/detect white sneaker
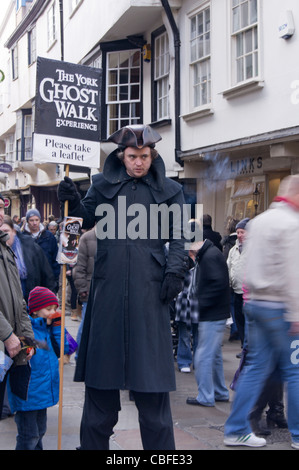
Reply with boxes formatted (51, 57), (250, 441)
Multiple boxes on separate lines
(291, 441), (299, 449)
(180, 366), (191, 373)
(224, 433), (266, 447)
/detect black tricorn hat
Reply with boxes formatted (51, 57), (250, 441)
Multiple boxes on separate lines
(108, 124), (162, 149)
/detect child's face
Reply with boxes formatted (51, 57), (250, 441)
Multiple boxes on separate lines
(35, 304), (57, 320)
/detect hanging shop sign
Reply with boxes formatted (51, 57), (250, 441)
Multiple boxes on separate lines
(0, 163), (12, 173)
(33, 57), (102, 169)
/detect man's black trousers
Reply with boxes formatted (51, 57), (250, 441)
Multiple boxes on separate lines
(80, 386), (175, 450)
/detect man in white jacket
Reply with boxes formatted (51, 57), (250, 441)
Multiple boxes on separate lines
(224, 174), (299, 449)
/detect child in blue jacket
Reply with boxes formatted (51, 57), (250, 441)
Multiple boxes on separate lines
(8, 286), (69, 450)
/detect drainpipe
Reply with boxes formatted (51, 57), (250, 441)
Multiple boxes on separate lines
(160, 0), (183, 167)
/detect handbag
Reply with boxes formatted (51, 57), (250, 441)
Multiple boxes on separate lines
(65, 330), (78, 355)
(230, 348), (247, 391)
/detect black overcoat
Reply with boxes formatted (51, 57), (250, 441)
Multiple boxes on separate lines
(73, 151), (189, 392)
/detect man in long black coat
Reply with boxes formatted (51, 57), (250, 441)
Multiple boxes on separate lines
(58, 125), (189, 450)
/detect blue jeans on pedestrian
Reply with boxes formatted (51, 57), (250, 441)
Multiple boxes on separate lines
(15, 409), (47, 450)
(177, 321), (198, 370)
(75, 301), (87, 360)
(225, 301), (299, 443)
(194, 319), (229, 406)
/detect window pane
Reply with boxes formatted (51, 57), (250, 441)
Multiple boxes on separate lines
(120, 69), (128, 84)
(250, 0), (257, 23)
(120, 103), (129, 118)
(191, 17), (196, 40)
(237, 57), (244, 82)
(108, 86), (117, 101)
(254, 26), (258, 49)
(197, 12), (203, 36)
(205, 32), (210, 55)
(131, 51), (140, 67)
(119, 52), (129, 68)
(190, 39), (196, 62)
(197, 36), (204, 58)
(130, 68), (139, 84)
(109, 104), (118, 119)
(232, 7), (240, 32)
(205, 8), (210, 31)
(108, 54), (118, 68)
(119, 86), (128, 101)
(246, 54), (253, 79)
(245, 29), (252, 53)
(254, 51), (258, 75)
(108, 70), (118, 85)
(241, 2), (249, 28)
(130, 85), (139, 100)
(236, 33), (243, 56)
(131, 102), (140, 120)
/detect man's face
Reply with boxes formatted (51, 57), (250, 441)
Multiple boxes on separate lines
(0, 201), (4, 227)
(237, 228), (246, 245)
(123, 146), (152, 178)
(49, 225), (57, 235)
(27, 215), (41, 233)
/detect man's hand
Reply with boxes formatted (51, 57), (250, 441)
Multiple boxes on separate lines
(57, 176), (80, 203)
(4, 333), (21, 358)
(160, 273), (184, 304)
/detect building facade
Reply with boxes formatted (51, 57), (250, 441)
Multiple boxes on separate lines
(0, 0), (298, 232)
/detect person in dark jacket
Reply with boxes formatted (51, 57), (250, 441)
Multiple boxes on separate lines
(1, 216), (56, 302)
(22, 209), (60, 293)
(58, 124), (189, 450)
(186, 235), (230, 407)
(202, 214), (223, 251)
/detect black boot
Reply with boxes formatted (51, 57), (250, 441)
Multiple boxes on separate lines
(249, 409), (271, 436)
(266, 407), (288, 429)
(266, 381), (288, 429)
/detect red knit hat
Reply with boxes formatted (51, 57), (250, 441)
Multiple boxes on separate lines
(28, 286), (59, 315)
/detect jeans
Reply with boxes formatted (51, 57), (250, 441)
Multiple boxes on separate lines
(75, 301), (87, 360)
(225, 301), (299, 443)
(177, 321), (198, 370)
(15, 409), (47, 450)
(194, 320), (229, 406)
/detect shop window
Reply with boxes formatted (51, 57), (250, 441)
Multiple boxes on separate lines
(232, 200), (245, 220)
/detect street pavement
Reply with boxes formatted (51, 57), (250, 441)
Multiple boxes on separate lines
(0, 315), (294, 452)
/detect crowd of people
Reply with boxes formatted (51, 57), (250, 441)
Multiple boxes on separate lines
(1, 124), (299, 451)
